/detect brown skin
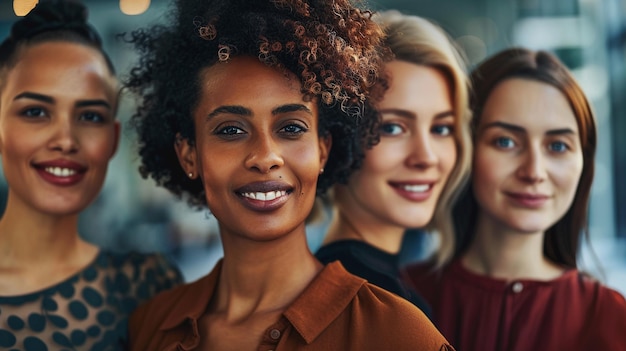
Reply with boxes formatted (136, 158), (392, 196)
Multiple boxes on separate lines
(0, 42), (120, 295)
(175, 57), (330, 350)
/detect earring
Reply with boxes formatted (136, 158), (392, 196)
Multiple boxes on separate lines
(188, 172), (193, 178)
(319, 168), (324, 175)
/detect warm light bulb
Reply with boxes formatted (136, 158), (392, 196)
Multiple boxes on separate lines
(120, 0), (150, 15)
(13, 0), (39, 16)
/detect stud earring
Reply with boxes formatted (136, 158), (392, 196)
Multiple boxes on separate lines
(319, 168), (324, 175)
(188, 172), (193, 178)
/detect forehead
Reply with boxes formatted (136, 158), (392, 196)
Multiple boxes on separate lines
(196, 56), (312, 109)
(480, 78), (578, 132)
(2, 41), (117, 100)
(380, 60), (452, 110)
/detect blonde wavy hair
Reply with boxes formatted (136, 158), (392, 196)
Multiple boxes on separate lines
(374, 10), (472, 267)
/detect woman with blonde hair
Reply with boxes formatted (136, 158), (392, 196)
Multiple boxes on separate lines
(316, 10), (472, 313)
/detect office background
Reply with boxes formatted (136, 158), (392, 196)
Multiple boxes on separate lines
(0, 0), (624, 293)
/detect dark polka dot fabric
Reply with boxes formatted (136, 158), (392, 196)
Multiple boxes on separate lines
(0, 251), (182, 351)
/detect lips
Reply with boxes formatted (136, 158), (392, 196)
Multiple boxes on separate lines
(506, 192), (549, 208)
(32, 159), (87, 186)
(389, 181), (434, 202)
(235, 181), (293, 212)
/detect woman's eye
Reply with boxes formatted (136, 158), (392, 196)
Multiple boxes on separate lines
(217, 126), (245, 136)
(21, 107), (46, 118)
(549, 141), (568, 153)
(79, 112), (105, 123)
(494, 136), (515, 149)
(432, 125), (453, 136)
(280, 124), (307, 135)
(380, 123), (403, 136)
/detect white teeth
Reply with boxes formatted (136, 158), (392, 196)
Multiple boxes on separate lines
(242, 190), (287, 201)
(403, 184), (429, 193)
(45, 167), (77, 177)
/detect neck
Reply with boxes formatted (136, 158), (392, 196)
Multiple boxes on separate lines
(462, 212), (565, 282)
(213, 223), (322, 323)
(0, 194), (93, 268)
(323, 206), (405, 254)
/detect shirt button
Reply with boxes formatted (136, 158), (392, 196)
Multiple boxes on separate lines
(512, 282), (523, 293)
(270, 329), (281, 340)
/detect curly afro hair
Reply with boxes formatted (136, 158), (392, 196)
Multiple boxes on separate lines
(125, 0), (387, 207)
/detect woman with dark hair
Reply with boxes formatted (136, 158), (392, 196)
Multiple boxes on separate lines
(316, 11), (472, 315)
(0, 1), (182, 350)
(124, 0), (454, 350)
(405, 47), (626, 351)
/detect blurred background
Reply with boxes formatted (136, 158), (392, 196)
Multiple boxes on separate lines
(0, 0), (624, 293)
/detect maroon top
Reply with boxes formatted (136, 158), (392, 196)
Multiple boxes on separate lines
(404, 259), (626, 351)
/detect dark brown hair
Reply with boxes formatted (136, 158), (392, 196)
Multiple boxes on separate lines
(454, 47), (597, 268)
(0, 0), (115, 86)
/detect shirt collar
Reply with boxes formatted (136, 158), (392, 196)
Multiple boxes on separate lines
(159, 260), (222, 331)
(283, 261), (366, 343)
(157, 260), (365, 345)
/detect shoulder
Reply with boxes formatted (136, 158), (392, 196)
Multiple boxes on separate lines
(351, 282), (453, 348)
(402, 260), (444, 301)
(567, 272), (626, 349)
(315, 240), (364, 264)
(100, 251), (182, 280)
(572, 272), (626, 311)
(129, 273), (213, 348)
(97, 251), (183, 302)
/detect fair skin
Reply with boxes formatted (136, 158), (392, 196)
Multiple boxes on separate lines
(0, 41), (120, 295)
(463, 78), (583, 281)
(175, 56), (330, 350)
(324, 61), (456, 253)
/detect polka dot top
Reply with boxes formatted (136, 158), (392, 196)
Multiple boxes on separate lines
(0, 251), (183, 351)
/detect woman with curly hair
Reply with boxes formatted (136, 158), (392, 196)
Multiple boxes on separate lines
(316, 11), (471, 315)
(405, 48), (626, 351)
(0, 1), (182, 350)
(124, 0), (454, 350)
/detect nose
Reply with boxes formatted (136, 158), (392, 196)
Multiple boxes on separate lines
(516, 146), (547, 183)
(244, 133), (284, 173)
(48, 118), (79, 154)
(405, 132), (438, 169)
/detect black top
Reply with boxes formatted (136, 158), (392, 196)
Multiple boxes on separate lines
(0, 251), (183, 351)
(315, 239), (432, 318)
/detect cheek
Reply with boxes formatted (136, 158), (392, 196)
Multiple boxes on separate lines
(289, 141), (322, 180)
(552, 158), (584, 199)
(472, 149), (503, 200)
(362, 140), (402, 174)
(81, 132), (116, 165)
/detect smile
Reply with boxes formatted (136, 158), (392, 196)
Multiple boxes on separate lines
(241, 190), (288, 201)
(401, 184), (430, 193)
(45, 167), (77, 177)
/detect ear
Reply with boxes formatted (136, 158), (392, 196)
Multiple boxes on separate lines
(174, 133), (199, 179)
(319, 134), (332, 171)
(110, 121), (121, 159)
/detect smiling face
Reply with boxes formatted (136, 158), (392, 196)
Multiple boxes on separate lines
(0, 41), (119, 216)
(473, 78), (584, 234)
(176, 56), (329, 242)
(335, 61), (457, 232)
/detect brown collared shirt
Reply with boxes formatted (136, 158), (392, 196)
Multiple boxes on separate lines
(128, 261), (454, 351)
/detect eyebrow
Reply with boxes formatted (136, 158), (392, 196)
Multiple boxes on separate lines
(13, 92), (53, 104)
(379, 108), (454, 120)
(75, 100), (112, 110)
(207, 104), (312, 119)
(14, 92), (111, 110)
(482, 121), (577, 136)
